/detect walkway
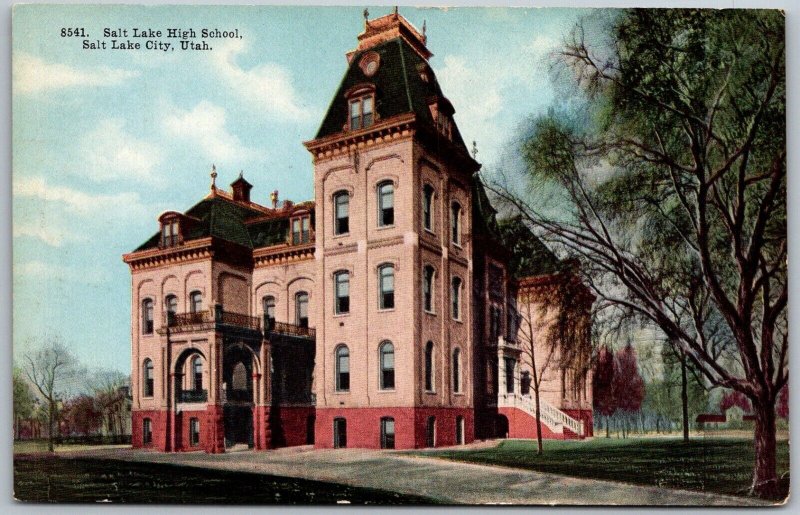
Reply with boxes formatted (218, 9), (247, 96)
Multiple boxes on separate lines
(71, 443), (766, 506)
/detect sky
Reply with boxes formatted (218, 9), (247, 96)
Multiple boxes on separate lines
(12, 5), (593, 374)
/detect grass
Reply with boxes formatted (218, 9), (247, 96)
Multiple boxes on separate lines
(14, 441), (129, 454)
(13, 455), (436, 504)
(416, 437), (790, 501)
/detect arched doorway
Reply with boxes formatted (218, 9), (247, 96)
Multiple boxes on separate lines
(223, 344), (258, 448)
(496, 414), (509, 439)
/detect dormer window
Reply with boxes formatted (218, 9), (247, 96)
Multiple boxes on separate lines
(349, 95), (374, 130)
(162, 219), (179, 247)
(437, 112), (453, 141)
(291, 214), (311, 245)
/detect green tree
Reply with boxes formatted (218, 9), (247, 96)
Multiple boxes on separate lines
(489, 10), (785, 498)
(13, 368), (36, 440)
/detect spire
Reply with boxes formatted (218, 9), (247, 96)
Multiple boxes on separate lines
(363, 8), (369, 24)
(353, 10), (431, 61)
(472, 141), (479, 160)
(210, 164), (217, 191)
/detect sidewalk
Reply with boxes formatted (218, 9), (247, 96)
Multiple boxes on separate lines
(72, 444), (767, 506)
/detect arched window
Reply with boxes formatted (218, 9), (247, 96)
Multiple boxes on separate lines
(424, 341), (434, 392)
(451, 202), (461, 245)
(379, 264), (395, 310)
(451, 276), (462, 320)
(381, 417), (396, 449)
(422, 184), (434, 231)
(423, 265), (435, 313)
(296, 292), (309, 328)
(377, 181), (394, 227)
(335, 345), (350, 392)
(334, 191), (350, 235)
(262, 295), (276, 330)
(334, 272), (350, 314)
(189, 291), (202, 313)
(143, 359), (154, 397)
(379, 341), (395, 390)
(452, 348), (461, 393)
(426, 416), (436, 447)
(165, 294), (178, 326)
(141, 299), (154, 334)
(232, 362), (248, 391)
(192, 356), (203, 391)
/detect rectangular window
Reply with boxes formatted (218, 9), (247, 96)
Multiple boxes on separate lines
(505, 357), (516, 394)
(380, 418), (395, 449)
(362, 96), (374, 127)
(334, 193), (349, 235)
(296, 293), (309, 328)
(379, 266), (394, 310)
(189, 418), (200, 446)
(162, 220), (179, 247)
(143, 418), (152, 444)
(302, 217), (310, 243)
(349, 96), (374, 130)
(378, 183), (394, 227)
(335, 273), (350, 314)
(334, 418), (347, 448)
(349, 100), (361, 130)
(292, 218), (301, 244)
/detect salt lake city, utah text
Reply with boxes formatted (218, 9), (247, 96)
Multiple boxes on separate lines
(60, 26), (242, 52)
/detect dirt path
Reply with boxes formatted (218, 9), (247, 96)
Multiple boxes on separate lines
(68, 445), (767, 506)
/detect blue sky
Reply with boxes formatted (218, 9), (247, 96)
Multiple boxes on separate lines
(12, 5), (591, 374)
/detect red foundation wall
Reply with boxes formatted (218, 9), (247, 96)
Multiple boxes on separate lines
(498, 406), (564, 440)
(132, 410), (169, 451)
(563, 409), (594, 438)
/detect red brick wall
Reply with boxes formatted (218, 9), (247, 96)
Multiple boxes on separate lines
(315, 407), (473, 449)
(498, 406), (563, 440)
(563, 408), (593, 438)
(174, 409), (207, 452)
(132, 410), (168, 450)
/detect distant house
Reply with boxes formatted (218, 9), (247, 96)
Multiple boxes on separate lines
(696, 406), (755, 429)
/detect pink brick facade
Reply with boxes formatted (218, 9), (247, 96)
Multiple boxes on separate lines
(123, 12), (593, 453)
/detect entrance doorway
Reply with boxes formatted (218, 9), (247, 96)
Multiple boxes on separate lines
(224, 405), (253, 447)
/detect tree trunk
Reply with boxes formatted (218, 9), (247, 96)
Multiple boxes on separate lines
(681, 354), (689, 442)
(752, 398), (779, 499)
(534, 389), (543, 454)
(47, 402), (55, 452)
(606, 415), (610, 438)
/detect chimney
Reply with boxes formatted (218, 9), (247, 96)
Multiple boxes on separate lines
(270, 190), (279, 209)
(230, 172), (253, 203)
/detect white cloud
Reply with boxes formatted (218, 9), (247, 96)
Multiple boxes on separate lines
(13, 222), (86, 247)
(210, 39), (312, 120)
(13, 53), (139, 95)
(13, 176), (149, 219)
(15, 260), (109, 285)
(82, 119), (164, 185)
(163, 101), (259, 162)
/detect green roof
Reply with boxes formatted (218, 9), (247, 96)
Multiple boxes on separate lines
(497, 215), (564, 278)
(134, 196), (297, 252)
(315, 37), (468, 152)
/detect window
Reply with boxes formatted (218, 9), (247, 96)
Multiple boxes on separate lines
(490, 305), (503, 341)
(143, 359), (154, 397)
(162, 219), (179, 247)
(143, 418), (152, 444)
(262, 295), (276, 330)
(349, 95), (374, 130)
(456, 416), (465, 445)
(190, 291), (202, 313)
(192, 356), (202, 391)
(334, 418), (347, 448)
(505, 357), (516, 394)
(334, 272), (350, 314)
(377, 181), (394, 227)
(423, 265), (435, 312)
(292, 215), (311, 244)
(451, 202), (461, 245)
(142, 299), (154, 334)
(422, 184), (434, 231)
(521, 371), (531, 396)
(451, 277), (462, 320)
(296, 292), (309, 328)
(189, 418), (200, 446)
(379, 341), (395, 390)
(334, 191), (350, 235)
(335, 345), (350, 392)
(426, 416), (436, 448)
(452, 348), (461, 393)
(424, 341), (434, 392)
(380, 417), (395, 449)
(379, 264), (395, 310)
(165, 295), (178, 326)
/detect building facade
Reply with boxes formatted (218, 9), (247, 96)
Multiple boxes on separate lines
(123, 12), (593, 453)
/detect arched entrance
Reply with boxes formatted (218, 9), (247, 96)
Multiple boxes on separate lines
(223, 344), (259, 449)
(496, 414), (509, 439)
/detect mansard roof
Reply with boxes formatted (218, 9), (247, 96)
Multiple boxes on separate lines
(315, 37), (468, 152)
(497, 214), (565, 279)
(134, 193), (314, 252)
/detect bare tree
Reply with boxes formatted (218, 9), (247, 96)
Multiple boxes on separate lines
(23, 338), (78, 451)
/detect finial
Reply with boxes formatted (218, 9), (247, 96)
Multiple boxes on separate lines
(363, 8), (369, 22)
(394, 6), (399, 16)
(472, 141), (479, 159)
(210, 164), (218, 190)
(238, 170), (243, 179)
(423, 20), (427, 37)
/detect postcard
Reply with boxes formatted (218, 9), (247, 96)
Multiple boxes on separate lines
(12, 4), (788, 505)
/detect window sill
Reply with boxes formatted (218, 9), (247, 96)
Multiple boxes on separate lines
(332, 232), (350, 239)
(333, 390), (350, 394)
(376, 388), (396, 393)
(424, 310), (437, 316)
(377, 307), (396, 313)
(423, 228), (436, 236)
(452, 242), (463, 249)
(452, 317), (463, 324)
(332, 312), (350, 318)
(424, 390), (437, 395)
(453, 392), (465, 396)
(376, 224), (395, 231)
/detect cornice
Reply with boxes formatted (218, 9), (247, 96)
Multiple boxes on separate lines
(253, 243), (315, 268)
(123, 238), (214, 271)
(303, 113), (416, 162)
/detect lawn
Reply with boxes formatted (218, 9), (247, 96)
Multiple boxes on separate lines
(417, 437), (790, 501)
(13, 455), (436, 504)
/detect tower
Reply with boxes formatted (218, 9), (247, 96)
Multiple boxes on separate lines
(304, 11), (481, 449)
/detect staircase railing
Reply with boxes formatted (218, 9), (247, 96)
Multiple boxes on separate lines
(499, 392), (584, 436)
